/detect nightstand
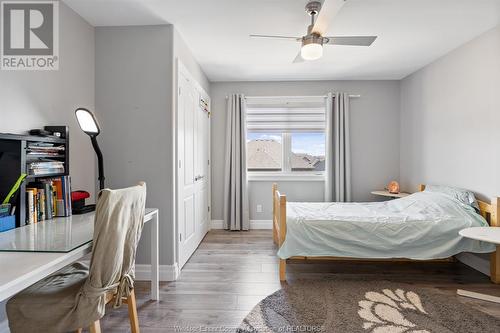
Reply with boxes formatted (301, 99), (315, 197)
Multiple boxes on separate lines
(371, 190), (410, 199)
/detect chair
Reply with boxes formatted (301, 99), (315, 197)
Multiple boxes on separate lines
(7, 183), (147, 333)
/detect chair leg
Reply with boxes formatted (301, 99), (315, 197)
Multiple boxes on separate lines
(89, 320), (101, 333)
(75, 329), (83, 333)
(127, 289), (140, 333)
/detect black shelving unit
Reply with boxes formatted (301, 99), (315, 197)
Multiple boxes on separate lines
(0, 126), (69, 227)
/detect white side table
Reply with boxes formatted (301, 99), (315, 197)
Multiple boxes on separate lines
(371, 190), (410, 199)
(457, 227), (500, 303)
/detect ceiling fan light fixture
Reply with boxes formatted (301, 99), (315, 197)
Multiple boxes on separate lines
(301, 42), (323, 61)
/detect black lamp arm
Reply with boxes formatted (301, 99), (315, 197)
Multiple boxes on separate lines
(90, 136), (105, 190)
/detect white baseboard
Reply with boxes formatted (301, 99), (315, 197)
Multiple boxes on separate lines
(249, 220), (272, 229)
(134, 263), (180, 282)
(456, 252), (490, 277)
(210, 219), (224, 229)
(210, 219), (272, 230)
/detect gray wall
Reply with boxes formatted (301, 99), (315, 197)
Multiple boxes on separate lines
(400, 25), (500, 273)
(173, 29), (210, 94)
(95, 25), (210, 267)
(0, 3), (95, 328)
(400, 25), (500, 201)
(210, 81), (401, 220)
(95, 25), (174, 266)
(249, 181), (325, 221)
(0, 2), (96, 199)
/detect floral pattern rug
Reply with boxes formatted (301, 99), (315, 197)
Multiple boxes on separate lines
(237, 279), (500, 333)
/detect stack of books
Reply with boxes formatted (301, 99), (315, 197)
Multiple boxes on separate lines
(26, 176), (72, 224)
(26, 142), (65, 157)
(27, 161), (65, 176)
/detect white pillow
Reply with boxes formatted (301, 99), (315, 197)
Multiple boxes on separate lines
(424, 185), (480, 213)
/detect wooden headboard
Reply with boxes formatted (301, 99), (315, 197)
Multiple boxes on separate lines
(418, 184), (500, 227)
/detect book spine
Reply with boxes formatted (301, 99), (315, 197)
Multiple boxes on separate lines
(52, 184), (57, 216)
(56, 200), (65, 217)
(66, 176), (72, 216)
(39, 189), (45, 221)
(53, 179), (63, 200)
(53, 178), (64, 217)
(44, 183), (52, 219)
(61, 176), (67, 216)
(33, 188), (38, 223)
(26, 189), (34, 225)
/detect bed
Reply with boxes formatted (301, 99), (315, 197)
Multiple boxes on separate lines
(272, 184), (500, 282)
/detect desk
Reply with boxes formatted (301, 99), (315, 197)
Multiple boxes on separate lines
(0, 208), (159, 302)
(457, 227), (500, 303)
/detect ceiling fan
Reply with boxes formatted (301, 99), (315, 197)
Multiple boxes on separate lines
(250, 0), (377, 62)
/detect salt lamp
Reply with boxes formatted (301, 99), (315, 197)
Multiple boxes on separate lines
(387, 181), (400, 194)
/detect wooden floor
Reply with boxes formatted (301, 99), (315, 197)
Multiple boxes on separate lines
(99, 230), (500, 332)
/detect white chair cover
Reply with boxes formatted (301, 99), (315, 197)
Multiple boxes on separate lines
(7, 183), (147, 333)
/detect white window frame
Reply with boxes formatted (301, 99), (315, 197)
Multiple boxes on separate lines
(247, 130), (326, 182)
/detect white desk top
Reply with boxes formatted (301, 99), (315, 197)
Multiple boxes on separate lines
(459, 227), (500, 245)
(0, 208), (157, 253)
(0, 208), (158, 302)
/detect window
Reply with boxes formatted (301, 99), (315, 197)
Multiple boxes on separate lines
(246, 97), (326, 180)
(247, 132), (282, 171)
(290, 132), (325, 172)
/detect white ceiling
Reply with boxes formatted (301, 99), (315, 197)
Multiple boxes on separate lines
(63, 0), (500, 81)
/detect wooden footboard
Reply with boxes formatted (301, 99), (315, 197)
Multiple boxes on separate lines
(273, 183), (500, 283)
(272, 184), (287, 281)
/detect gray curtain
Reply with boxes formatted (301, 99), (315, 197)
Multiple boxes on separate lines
(325, 92), (352, 202)
(223, 94), (250, 230)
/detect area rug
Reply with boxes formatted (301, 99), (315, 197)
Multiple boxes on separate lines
(237, 279), (500, 333)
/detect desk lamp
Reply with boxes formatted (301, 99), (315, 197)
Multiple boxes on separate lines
(75, 108), (105, 191)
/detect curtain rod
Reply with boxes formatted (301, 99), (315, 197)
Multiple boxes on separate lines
(225, 94), (361, 99)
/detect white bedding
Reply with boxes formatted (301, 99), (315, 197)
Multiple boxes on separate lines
(278, 191), (495, 259)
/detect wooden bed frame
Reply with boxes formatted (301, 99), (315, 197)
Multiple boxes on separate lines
(272, 183), (500, 283)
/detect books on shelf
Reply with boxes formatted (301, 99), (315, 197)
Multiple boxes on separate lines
(27, 142), (65, 152)
(26, 142), (65, 176)
(25, 176), (72, 224)
(27, 161), (65, 176)
(26, 142), (65, 159)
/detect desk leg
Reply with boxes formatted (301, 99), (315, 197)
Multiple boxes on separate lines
(151, 211), (160, 300)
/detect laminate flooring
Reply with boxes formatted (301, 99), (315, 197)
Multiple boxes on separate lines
(99, 230), (500, 332)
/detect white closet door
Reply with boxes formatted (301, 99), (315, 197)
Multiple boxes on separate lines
(194, 94), (210, 252)
(177, 69), (210, 268)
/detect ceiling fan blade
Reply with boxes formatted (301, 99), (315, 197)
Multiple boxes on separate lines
(293, 51), (304, 63)
(312, 0), (346, 36)
(324, 36), (377, 46)
(250, 34), (301, 41)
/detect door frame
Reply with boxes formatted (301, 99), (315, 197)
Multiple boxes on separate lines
(174, 59), (211, 272)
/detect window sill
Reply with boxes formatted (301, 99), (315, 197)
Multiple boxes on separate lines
(248, 173), (325, 182)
